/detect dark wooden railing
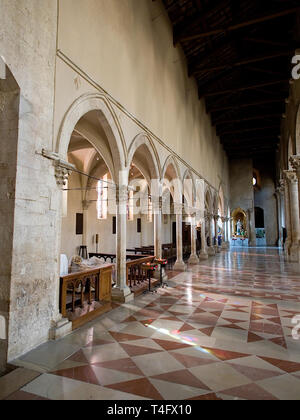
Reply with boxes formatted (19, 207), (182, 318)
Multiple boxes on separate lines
(89, 252), (156, 289)
(126, 255), (155, 288)
(60, 264), (113, 330)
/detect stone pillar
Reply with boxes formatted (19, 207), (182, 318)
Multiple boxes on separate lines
(279, 180), (286, 230)
(112, 183), (134, 302)
(154, 198), (162, 259)
(174, 211), (187, 271)
(225, 217), (231, 246)
(199, 217), (208, 260)
(188, 215), (200, 264)
(82, 200), (90, 248)
(248, 208), (256, 247)
(50, 166), (74, 341)
(275, 187), (283, 248)
(214, 216), (221, 253)
(221, 217), (227, 249)
(284, 168), (300, 262)
(281, 177), (292, 259)
(207, 215), (216, 256)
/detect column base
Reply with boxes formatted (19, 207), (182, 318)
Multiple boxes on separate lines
(288, 245), (299, 263)
(112, 286), (134, 303)
(199, 251), (209, 260)
(215, 246), (221, 253)
(50, 317), (73, 341)
(188, 254), (200, 265)
(173, 260), (187, 271)
(207, 246), (215, 256)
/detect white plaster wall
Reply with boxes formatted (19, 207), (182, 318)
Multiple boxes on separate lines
(55, 0), (230, 194)
(87, 205), (116, 255)
(254, 172), (278, 246)
(230, 159), (254, 213)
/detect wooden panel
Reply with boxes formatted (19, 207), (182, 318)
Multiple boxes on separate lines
(76, 213), (83, 235)
(137, 218), (142, 233)
(100, 267), (112, 301)
(112, 216), (116, 235)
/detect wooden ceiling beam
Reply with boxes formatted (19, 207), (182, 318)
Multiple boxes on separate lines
(218, 125), (280, 136)
(201, 79), (287, 97)
(224, 139), (278, 147)
(208, 98), (285, 113)
(175, 7), (300, 43)
(243, 37), (290, 48)
(221, 136), (278, 144)
(173, 0), (230, 44)
(192, 51), (293, 75)
(213, 113), (281, 126)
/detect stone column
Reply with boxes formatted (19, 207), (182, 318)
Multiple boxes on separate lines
(154, 197), (162, 259)
(82, 200), (90, 248)
(112, 183), (133, 302)
(247, 208), (256, 247)
(225, 217), (231, 246)
(214, 215), (221, 253)
(284, 168), (300, 262)
(188, 215), (200, 264)
(279, 180), (286, 231)
(275, 187), (283, 248)
(199, 217), (208, 260)
(207, 214), (215, 256)
(221, 217), (227, 249)
(174, 209), (187, 271)
(281, 177), (292, 259)
(50, 165), (73, 340)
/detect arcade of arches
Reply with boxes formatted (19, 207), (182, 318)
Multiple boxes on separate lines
(1, 0), (300, 401)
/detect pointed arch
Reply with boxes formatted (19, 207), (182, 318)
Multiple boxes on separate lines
(56, 93), (126, 181)
(161, 155), (181, 181)
(182, 169), (196, 207)
(205, 186), (213, 214)
(127, 133), (161, 185)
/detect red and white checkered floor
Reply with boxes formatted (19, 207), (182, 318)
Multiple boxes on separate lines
(6, 248), (300, 400)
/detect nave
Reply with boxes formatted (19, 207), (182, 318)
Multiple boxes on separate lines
(1, 248), (300, 401)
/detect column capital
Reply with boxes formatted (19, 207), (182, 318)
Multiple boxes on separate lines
(284, 170), (298, 184)
(290, 155), (300, 173)
(54, 163), (72, 187)
(276, 180), (285, 195)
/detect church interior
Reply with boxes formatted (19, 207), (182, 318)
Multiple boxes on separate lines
(1, 0), (300, 401)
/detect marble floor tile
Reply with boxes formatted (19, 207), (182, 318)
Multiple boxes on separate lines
(5, 247), (300, 400)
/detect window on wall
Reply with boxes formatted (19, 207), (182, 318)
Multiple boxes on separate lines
(97, 174), (108, 220)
